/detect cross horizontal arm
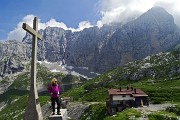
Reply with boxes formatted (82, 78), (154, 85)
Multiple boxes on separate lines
(22, 23), (42, 40)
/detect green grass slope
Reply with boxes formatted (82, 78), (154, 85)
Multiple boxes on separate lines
(1, 51), (180, 119)
(0, 62), (85, 119)
(63, 51), (180, 103)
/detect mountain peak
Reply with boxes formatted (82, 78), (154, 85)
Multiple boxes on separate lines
(137, 6), (175, 26)
(148, 6), (167, 12)
(146, 7), (172, 17)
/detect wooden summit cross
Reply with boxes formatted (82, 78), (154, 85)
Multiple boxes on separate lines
(22, 17), (43, 120)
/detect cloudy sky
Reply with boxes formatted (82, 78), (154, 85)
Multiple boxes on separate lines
(0, 0), (180, 41)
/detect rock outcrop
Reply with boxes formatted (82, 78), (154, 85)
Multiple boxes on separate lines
(2, 7), (180, 74)
(0, 40), (30, 78)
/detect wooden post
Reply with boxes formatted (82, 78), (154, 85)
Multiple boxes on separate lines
(22, 17), (43, 120)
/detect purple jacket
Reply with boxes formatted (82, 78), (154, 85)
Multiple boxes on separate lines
(48, 84), (60, 98)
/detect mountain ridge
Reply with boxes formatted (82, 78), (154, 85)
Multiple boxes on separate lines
(1, 7), (180, 75)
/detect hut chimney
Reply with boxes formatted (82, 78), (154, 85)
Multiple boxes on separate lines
(127, 86), (129, 90)
(134, 88), (136, 93)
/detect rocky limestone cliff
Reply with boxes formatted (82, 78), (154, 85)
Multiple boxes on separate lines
(23, 24), (119, 73)
(102, 7), (180, 71)
(0, 40), (30, 78)
(3, 7), (180, 74)
(0, 40), (31, 93)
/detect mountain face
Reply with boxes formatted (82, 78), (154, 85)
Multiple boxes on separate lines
(103, 7), (180, 70)
(23, 24), (119, 72)
(0, 40), (31, 78)
(3, 7), (180, 74)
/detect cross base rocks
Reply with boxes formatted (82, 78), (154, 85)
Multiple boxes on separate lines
(48, 109), (68, 120)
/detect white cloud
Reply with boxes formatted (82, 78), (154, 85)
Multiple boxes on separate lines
(7, 0), (180, 41)
(77, 21), (93, 31)
(70, 21), (93, 32)
(7, 15), (92, 41)
(8, 15), (35, 41)
(97, 0), (180, 27)
(41, 19), (68, 30)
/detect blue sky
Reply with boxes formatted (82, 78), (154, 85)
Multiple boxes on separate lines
(0, 0), (180, 41)
(0, 0), (100, 40)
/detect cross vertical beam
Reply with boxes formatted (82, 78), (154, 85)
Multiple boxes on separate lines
(22, 17), (43, 120)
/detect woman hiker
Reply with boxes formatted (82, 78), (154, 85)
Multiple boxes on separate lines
(48, 78), (61, 115)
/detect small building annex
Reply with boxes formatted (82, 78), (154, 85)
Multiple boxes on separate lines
(106, 87), (149, 115)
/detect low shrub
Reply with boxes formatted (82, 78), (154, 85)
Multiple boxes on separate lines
(148, 111), (178, 120)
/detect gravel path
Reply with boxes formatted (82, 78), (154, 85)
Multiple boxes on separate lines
(134, 103), (177, 120)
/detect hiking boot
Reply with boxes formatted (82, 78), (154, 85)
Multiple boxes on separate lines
(57, 112), (61, 115)
(52, 112), (55, 115)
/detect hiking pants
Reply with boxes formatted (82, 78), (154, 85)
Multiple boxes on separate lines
(51, 97), (61, 113)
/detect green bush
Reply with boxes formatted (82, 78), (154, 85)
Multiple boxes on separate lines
(0, 95), (28, 120)
(148, 111), (178, 120)
(166, 104), (180, 116)
(62, 86), (85, 101)
(80, 103), (107, 120)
